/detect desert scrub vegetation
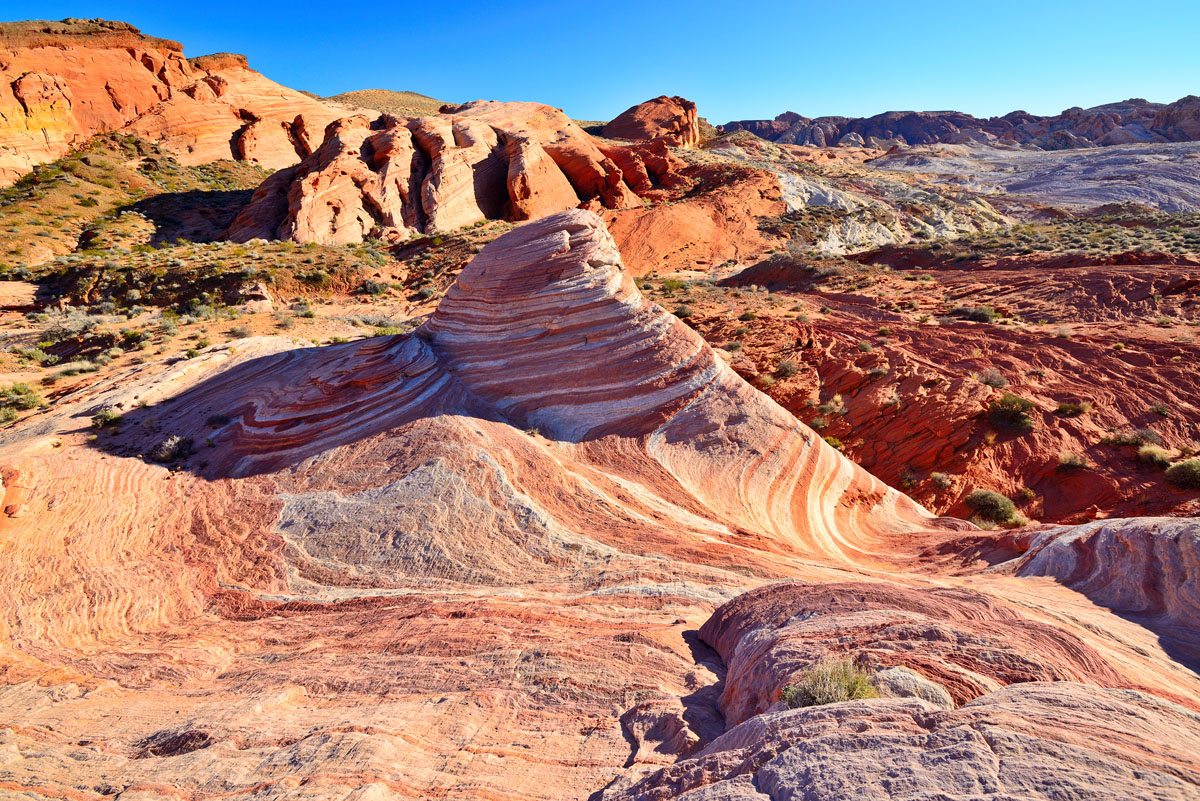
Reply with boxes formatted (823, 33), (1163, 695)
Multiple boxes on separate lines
(0, 382), (43, 422)
(1055, 401), (1092, 417)
(1138, 444), (1173, 468)
(150, 434), (192, 463)
(988, 392), (1036, 432)
(774, 359), (799, 379)
(1165, 459), (1200, 489)
(1057, 452), (1089, 471)
(977, 368), (1007, 388)
(91, 408), (123, 429)
(964, 489), (1019, 525)
(778, 657), (877, 709)
(1102, 427), (1162, 447)
(910, 209), (1200, 262)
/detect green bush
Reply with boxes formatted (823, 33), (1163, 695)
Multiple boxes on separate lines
(775, 359), (799, 378)
(1056, 401), (1091, 417)
(674, 304), (693, 319)
(0, 382), (42, 411)
(1166, 460), (1200, 489)
(988, 392), (1036, 432)
(964, 489), (1017, 523)
(738, 311), (757, 321)
(1138, 444), (1172, 469)
(1057, 452), (1089, 471)
(779, 658), (877, 709)
(91, 408), (122, 429)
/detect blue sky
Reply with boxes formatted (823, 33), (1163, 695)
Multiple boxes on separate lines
(4, 1), (1198, 124)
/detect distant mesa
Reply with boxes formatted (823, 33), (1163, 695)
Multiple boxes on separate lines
(723, 96), (1200, 150)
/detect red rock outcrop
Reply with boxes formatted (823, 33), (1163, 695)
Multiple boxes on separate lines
(226, 102), (685, 243)
(0, 19), (349, 185)
(603, 96), (700, 148)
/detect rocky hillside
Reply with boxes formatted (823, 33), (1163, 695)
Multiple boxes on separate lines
(0, 18), (353, 185)
(324, 88), (448, 116)
(725, 96), (1200, 149)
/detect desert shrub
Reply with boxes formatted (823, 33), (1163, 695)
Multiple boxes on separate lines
(726, 341), (743, 352)
(977, 368), (1007, 388)
(779, 658), (877, 709)
(1138, 444), (1172, 469)
(1165, 460), (1200, 489)
(1015, 487), (1037, 504)
(120, 328), (147, 348)
(1057, 452), (1089, 471)
(775, 359), (799, 378)
(951, 305), (998, 323)
(1103, 427), (1162, 447)
(964, 489), (1017, 523)
(857, 341), (873, 353)
(823, 436), (844, 450)
(228, 326), (251, 339)
(415, 285), (436, 300)
(660, 278), (685, 293)
(1056, 401), (1091, 416)
(14, 346), (58, 365)
(1, 382), (42, 411)
(988, 392), (1036, 432)
(673, 304), (693, 319)
(91, 408), (122, 429)
(1149, 402), (1171, 417)
(738, 311), (757, 321)
(151, 434), (192, 463)
(361, 279), (388, 295)
(930, 472), (953, 489)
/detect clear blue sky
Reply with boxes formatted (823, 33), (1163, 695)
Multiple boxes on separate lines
(3, 1), (1198, 124)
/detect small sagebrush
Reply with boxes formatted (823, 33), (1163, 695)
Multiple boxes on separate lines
(1166, 460), (1200, 489)
(779, 657), (878, 709)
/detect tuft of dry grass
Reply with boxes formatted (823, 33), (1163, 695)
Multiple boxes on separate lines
(779, 657), (878, 709)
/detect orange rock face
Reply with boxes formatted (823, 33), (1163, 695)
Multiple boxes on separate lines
(227, 102), (685, 243)
(0, 211), (1197, 799)
(0, 19), (349, 185)
(604, 96), (701, 149)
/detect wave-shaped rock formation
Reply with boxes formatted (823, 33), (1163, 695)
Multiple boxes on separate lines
(0, 18), (350, 185)
(226, 101), (687, 244)
(0, 211), (1197, 798)
(724, 96), (1200, 150)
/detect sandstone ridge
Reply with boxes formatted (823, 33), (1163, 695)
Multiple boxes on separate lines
(0, 18), (351, 184)
(226, 102), (689, 244)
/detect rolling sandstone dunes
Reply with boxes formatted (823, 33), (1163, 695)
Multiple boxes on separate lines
(0, 211), (1198, 799)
